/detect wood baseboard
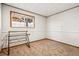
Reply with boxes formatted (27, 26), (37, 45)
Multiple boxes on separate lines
(2, 38), (46, 48)
(30, 38), (47, 43)
(46, 38), (79, 48)
(1, 38), (79, 49)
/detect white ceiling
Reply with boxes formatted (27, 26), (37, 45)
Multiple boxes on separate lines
(6, 3), (79, 17)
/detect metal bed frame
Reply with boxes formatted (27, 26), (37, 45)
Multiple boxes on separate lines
(1, 31), (30, 56)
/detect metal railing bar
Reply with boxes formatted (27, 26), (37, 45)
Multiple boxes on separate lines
(9, 31), (28, 32)
(9, 40), (28, 44)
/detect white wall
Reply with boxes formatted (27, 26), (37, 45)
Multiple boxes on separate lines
(0, 3), (1, 32)
(2, 4), (79, 47)
(47, 7), (79, 47)
(0, 3), (1, 50)
(1, 4), (46, 46)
